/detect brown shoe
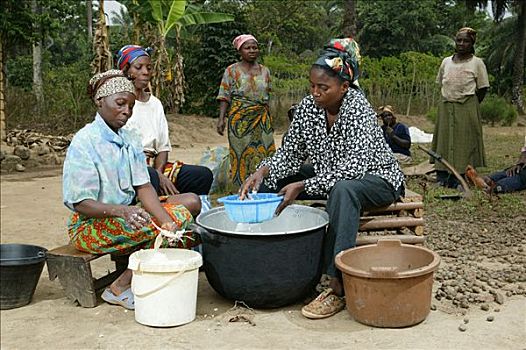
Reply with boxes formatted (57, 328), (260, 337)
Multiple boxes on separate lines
(301, 288), (345, 319)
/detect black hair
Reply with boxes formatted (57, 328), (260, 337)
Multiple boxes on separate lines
(310, 64), (362, 91)
(311, 64), (346, 83)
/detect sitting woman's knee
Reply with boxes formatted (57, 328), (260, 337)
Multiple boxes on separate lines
(167, 193), (201, 217)
(183, 193), (201, 217)
(330, 180), (355, 197)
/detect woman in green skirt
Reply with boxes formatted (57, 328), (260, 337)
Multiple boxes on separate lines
(432, 27), (489, 187)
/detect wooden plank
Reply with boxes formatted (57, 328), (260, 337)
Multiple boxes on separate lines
(47, 244), (99, 262)
(359, 216), (425, 231)
(410, 225), (425, 236)
(46, 244), (125, 308)
(356, 235), (425, 246)
(365, 201), (424, 214)
(46, 254), (97, 307)
(371, 201), (423, 211)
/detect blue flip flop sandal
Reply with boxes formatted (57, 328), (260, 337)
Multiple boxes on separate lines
(101, 288), (135, 310)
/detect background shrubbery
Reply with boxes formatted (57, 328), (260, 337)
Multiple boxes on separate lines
(480, 95), (518, 126)
(3, 0), (524, 135)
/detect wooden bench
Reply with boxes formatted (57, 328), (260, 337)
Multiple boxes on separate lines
(308, 189), (425, 246)
(46, 245), (130, 308)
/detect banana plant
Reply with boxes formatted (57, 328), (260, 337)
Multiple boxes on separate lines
(147, 0), (233, 112)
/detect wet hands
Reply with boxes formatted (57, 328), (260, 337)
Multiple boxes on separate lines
(121, 207), (150, 230)
(275, 181), (303, 215)
(239, 171), (266, 200)
(152, 221), (187, 248)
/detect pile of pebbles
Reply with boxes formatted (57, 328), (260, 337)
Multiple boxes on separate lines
(1, 129), (71, 172)
(426, 214), (525, 312)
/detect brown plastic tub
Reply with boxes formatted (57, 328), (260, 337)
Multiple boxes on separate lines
(335, 239), (440, 328)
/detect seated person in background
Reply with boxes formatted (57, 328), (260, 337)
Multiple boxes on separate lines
(378, 105), (412, 164)
(116, 45), (213, 197)
(483, 147), (526, 194)
(63, 70), (201, 310)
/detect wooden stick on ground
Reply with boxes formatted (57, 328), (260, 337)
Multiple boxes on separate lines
(418, 145), (472, 198)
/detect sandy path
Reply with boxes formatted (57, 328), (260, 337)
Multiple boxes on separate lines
(1, 116), (525, 349)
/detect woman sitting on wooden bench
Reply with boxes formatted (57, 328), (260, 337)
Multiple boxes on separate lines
(62, 70), (201, 310)
(240, 38), (405, 320)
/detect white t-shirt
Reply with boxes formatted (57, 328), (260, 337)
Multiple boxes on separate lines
(436, 55), (489, 103)
(124, 95), (171, 154)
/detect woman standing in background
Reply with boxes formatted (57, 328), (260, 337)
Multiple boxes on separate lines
(432, 27), (489, 188)
(216, 34), (276, 187)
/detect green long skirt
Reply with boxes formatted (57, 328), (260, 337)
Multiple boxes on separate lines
(431, 95), (486, 173)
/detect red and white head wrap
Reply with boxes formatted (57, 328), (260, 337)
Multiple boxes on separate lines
(232, 34), (258, 51)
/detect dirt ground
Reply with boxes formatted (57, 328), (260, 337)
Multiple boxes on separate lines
(1, 115), (525, 349)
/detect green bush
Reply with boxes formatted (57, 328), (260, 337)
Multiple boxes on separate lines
(360, 52), (442, 114)
(6, 55), (33, 91)
(480, 95), (517, 126)
(6, 58), (94, 134)
(426, 106), (437, 123)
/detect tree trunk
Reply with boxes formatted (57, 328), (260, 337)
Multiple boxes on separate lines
(87, 0), (93, 41)
(0, 39), (6, 142)
(406, 60), (416, 116)
(132, 10), (141, 44)
(91, 0), (112, 74)
(172, 26), (185, 112)
(342, 0), (357, 37)
(511, 2), (526, 115)
(31, 0), (44, 106)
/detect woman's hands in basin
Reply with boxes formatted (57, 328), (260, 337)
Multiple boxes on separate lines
(240, 166), (269, 199)
(275, 181), (304, 215)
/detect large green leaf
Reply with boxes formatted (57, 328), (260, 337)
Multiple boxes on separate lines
(149, 0), (163, 22)
(164, 0), (187, 36)
(177, 12), (234, 28)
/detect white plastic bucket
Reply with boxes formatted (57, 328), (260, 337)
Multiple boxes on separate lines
(128, 248), (202, 327)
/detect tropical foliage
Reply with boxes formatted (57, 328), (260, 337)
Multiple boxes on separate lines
(1, 0), (523, 136)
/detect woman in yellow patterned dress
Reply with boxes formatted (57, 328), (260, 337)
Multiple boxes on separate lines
(216, 34), (275, 187)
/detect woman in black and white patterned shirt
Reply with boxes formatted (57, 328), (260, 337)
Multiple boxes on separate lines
(241, 38), (405, 319)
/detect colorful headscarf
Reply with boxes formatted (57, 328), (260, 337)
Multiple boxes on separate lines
(88, 69), (135, 101)
(116, 45), (151, 71)
(232, 34), (258, 51)
(314, 38), (361, 83)
(456, 27), (477, 44)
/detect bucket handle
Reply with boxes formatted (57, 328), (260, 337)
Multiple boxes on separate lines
(132, 270), (185, 298)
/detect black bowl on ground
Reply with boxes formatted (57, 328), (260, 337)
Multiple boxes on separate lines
(194, 205), (329, 308)
(0, 243), (47, 310)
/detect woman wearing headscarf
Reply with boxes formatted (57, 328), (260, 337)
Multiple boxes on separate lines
(63, 70), (201, 310)
(216, 34), (276, 187)
(432, 27), (489, 188)
(116, 45), (213, 197)
(241, 38), (405, 319)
